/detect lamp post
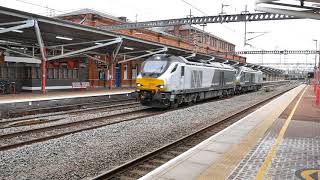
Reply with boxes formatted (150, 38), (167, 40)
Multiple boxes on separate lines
(312, 39), (317, 92)
(318, 42), (320, 105)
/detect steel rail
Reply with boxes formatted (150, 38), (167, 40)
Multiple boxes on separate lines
(0, 102), (140, 128)
(92, 84), (298, 179)
(0, 108), (164, 151)
(6, 98), (135, 118)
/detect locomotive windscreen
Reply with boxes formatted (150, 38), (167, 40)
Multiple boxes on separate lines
(140, 55), (182, 78)
(142, 61), (168, 74)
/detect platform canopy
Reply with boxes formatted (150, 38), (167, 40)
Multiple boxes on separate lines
(0, 6), (214, 63)
(0, 6), (283, 75)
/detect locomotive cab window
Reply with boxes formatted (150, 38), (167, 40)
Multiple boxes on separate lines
(140, 55), (180, 78)
(171, 64), (178, 73)
(141, 60), (168, 78)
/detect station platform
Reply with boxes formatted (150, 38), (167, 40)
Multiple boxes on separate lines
(141, 84), (320, 180)
(0, 88), (134, 104)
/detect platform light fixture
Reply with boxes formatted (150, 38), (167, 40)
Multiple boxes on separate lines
(11, 46), (25, 50)
(0, 27), (23, 33)
(56, 36), (73, 41)
(123, 46), (134, 50)
(0, 40), (21, 45)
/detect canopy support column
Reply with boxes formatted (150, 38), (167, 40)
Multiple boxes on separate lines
(34, 20), (47, 94)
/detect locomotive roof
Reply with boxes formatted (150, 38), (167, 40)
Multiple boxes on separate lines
(209, 62), (235, 70)
(148, 55), (235, 71)
(179, 57), (235, 70)
(238, 66), (262, 73)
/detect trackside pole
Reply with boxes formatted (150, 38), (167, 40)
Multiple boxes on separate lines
(34, 20), (47, 94)
(41, 48), (47, 94)
(314, 68), (317, 93)
(109, 62), (113, 90)
(317, 68), (320, 106)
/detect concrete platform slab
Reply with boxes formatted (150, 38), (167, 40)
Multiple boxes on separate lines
(162, 160), (208, 180)
(200, 141), (233, 153)
(140, 85), (305, 180)
(188, 150), (221, 165)
(0, 88), (134, 104)
(229, 85), (320, 180)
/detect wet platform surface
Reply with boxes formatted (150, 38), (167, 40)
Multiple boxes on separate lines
(141, 85), (320, 180)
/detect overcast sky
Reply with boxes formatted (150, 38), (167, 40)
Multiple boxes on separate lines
(1, 0), (320, 70)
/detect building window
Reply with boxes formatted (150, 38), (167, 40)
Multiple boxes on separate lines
(197, 34), (202, 43)
(4, 66), (8, 79)
(26, 67), (31, 79)
(68, 69), (73, 79)
(47, 68), (53, 79)
(16, 66), (22, 79)
(63, 68), (68, 79)
(132, 65), (137, 80)
(123, 64), (128, 80)
(38, 68), (41, 79)
(31, 67), (39, 79)
(72, 69), (78, 79)
(58, 68), (63, 79)
(8, 65), (15, 80)
(99, 69), (105, 80)
(0, 66), (4, 79)
(53, 68), (58, 79)
(0, 66), (2, 79)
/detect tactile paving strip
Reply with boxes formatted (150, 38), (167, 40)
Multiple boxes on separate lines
(227, 119), (282, 180)
(229, 103), (320, 180)
(266, 136), (320, 179)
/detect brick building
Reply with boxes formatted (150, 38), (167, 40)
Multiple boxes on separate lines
(57, 9), (245, 88)
(0, 8), (246, 92)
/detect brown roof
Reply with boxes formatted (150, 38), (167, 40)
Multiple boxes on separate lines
(57, 8), (123, 22)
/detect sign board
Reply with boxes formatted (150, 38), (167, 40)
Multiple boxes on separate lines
(72, 82), (90, 89)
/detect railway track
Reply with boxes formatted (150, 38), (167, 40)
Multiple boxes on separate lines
(0, 86), (260, 151)
(6, 98), (135, 118)
(0, 101), (139, 128)
(0, 108), (166, 151)
(91, 85), (298, 180)
(0, 83), (296, 151)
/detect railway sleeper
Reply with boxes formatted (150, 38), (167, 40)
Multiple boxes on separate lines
(159, 154), (175, 160)
(149, 159), (167, 164)
(128, 169), (148, 176)
(137, 164), (157, 171)
(118, 174), (137, 180)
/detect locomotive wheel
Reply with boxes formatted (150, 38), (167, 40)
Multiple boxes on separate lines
(170, 101), (179, 109)
(187, 101), (193, 106)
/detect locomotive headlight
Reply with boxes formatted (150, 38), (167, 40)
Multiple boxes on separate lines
(136, 83), (142, 87)
(156, 84), (164, 89)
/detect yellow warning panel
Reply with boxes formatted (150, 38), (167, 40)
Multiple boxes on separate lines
(295, 169), (320, 180)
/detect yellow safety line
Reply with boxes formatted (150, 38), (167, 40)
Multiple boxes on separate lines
(256, 85), (308, 180)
